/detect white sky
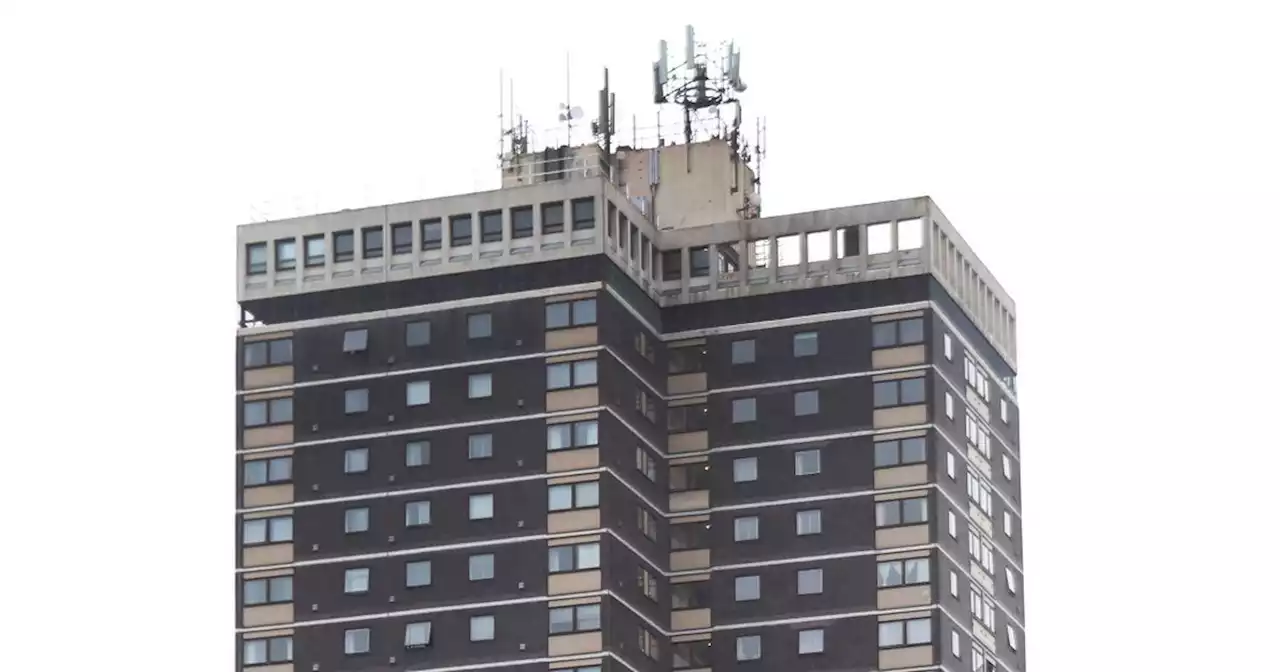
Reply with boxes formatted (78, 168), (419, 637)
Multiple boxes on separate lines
(3, 2), (1277, 671)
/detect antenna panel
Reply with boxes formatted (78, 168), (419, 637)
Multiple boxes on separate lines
(658, 40), (669, 83)
(684, 25), (696, 66)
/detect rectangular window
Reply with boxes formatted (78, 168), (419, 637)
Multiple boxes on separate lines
(246, 242), (268, 275)
(1006, 567), (1019, 594)
(946, 392), (955, 419)
(333, 230), (354, 262)
(872, 318), (925, 348)
(793, 331), (819, 357)
(1008, 626), (1019, 651)
(449, 214), (472, 246)
(661, 249), (682, 280)
(274, 239), (296, 271)
(545, 298), (597, 329)
(420, 218), (442, 250)
(793, 390), (820, 416)
(479, 210), (503, 242)
(469, 493), (494, 520)
(571, 197), (595, 230)
(950, 571), (958, 597)
(878, 617), (932, 648)
(468, 372), (493, 399)
(345, 507), (369, 533)
(668, 345), (706, 374)
(948, 511), (957, 538)
(964, 356), (991, 401)
(243, 636), (293, 665)
(243, 397), (292, 427)
(970, 590), (996, 631)
(797, 568), (823, 595)
(796, 509), (822, 535)
(734, 575), (760, 601)
(967, 473), (993, 516)
(344, 567), (370, 594)
(243, 575), (292, 605)
(798, 628), (824, 655)
(794, 449), (822, 476)
(243, 456), (291, 486)
(404, 500), (431, 527)
(405, 621), (432, 648)
(547, 420), (598, 451)
(1002, 454), (1013, 480)
(1000, 398), (1010, 423)
(468, 433), (493, 459)
(690, 246), (710, 277)
(405, 380), (430, 407)
(341, 327), (368, 354)
(875, 497), (929, 527)
(736, 635), (762, 661)
(547, 359), (597, 390)
(952, 630), (962, 658)
(943, 332), (953, 360)
(731, 397), (757, 423)
(343, 627), (369, 655)
(731, 338), (756, 364)
(947, 452), (956, 479)
(242, 515), (292, 545)
(1003, 511), (1014, 537)
(969, 529), (995, 574)
(733, 516), (759, 542)
(469, 553), (494, 580)
(965, 413), (992, 458)
(874, 437), (927, 467)
(304, 235), (325, 266)
(635, 447), (657, 481)
(244, 337), (293, 368)
(469, 615), (495, 641)
(669, 463), (710, 492)
(640, 629), (662, 660)
(541, 201), (565, 234)
(391, 222), (412, 254)
(405, 320), (430, 347)
(638, 508), (658, 540)
(877, 558), (931, 587)
(406, 440), (430, 467)
(467, 312), (492, 339)
(362, 226), (383, 258)
(667, 403), (708, 433)
(406, 560), (431, 587)
(548, 481), (599, 511)
(511, 206), (533, 238)
(343, 448), (369, 474)
(873, 377), (926, 407)
(733, 456), (758, 483)
(548, 542), (601, 573)
(637, 567), (658, 600)
(549, 603), (601, 634)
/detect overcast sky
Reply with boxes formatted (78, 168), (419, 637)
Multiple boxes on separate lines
(3, 2), (1277, 671)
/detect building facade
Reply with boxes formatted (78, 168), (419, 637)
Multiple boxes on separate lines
(235, 147), (1023, 672)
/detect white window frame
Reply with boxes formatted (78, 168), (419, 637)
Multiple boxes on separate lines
(945, 392), (954, 419)
(1002, 454), (1013, 481)
(944, 332), (953, 360)
(947, 452), (956, 480)
(1003, 511), (1014, 537)
(947, 510), (957, 538)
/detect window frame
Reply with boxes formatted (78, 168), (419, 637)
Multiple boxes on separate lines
(549, 603), (601, 634)
(343, 387), (369, 414)
(872, 317), (925, 348)
(344, 506), (370, 534)
(468, 372), (493, 399)
(733, 515), (760, 542)
(243, 575), (293, 605)
(343, 567), (370, 595)
(873, 377), (927, 408)
(243, 636), (293, 666)
(735, 634), (762, 661)
(798, 628), (825, 655)
(795, 508), (823, 536)
(730, 338), (756, 364)
(479, 209), (503, 243)
(243, 456), (291, 487)
(876, 557), (931, 588)
(468, 552), (495, 581)
(405, 319), (431, 348)
(793, 389), (820, 416)
(794, 448), (822, 476)
(405, 380), (431, 407)
(875, 496), (930, 528)
(570, 197), (596, 230)
(419, 218), (442, 251)
(467, 312), (492, 339)
(546, 359), (598, 390)
(878, 617), (933, 649)
(303, 235), (324, 267)
(545, 298), (597, 330)
(548, 542), (601, 574)
(390, 221), (412, 255)
(449, 214), (473, 246)
(246, 242), (268, 275)
(548, 481), (600, 511)
(333, 230), (354, 263)
(404, 621), (432, 649)
(733, 456), (758, 483)
(405, 439), (430, 467)
(243, 397), (292, 428)
(468, 432), (494, 459)
(874, 437), (928, 468)
(734, 574), (761, 601)
(404, 500), (431, 527)
(797, 567), (824, 595)
(469, 614), (495, 642)
(405, 559), (432, 587)
(243, 337), (293, 369)
(792, 330), (819, 357)
(468, 492), (495, 520)
(242, 515), (292, 546)
(540, 201), (565, 234)
(343, 447), (369, 474)
(274, 238), (296, 271)
(361, 226), (383, 259)
(731, 396), (757, 423)
(510, 205), (533, 239)
(547, 420), (599, 451)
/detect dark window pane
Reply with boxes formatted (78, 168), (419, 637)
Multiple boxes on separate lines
(874, 441), (899, 467)
(274, 239), (296, 270)
(244, 342), (267, 368)
(268, 339), (292, 364)
(541, 202), (564, 234)
(362, 227), (383, 258)
(872, 322), (897, 348)
(901, 437), (927, 463)
(406, 321), (430, 347)
(391, 222), (412, 254)
(511, 206), (533, 238)
(899, 318), (924, 344)
(873, 381), (899, 407)
(450, 214), (473, 246)
(304, 235), (325, 266)
(246, 243), (267, 274)
(546, 303), (570, 329)
(662, 249), (682, 280)
(690, 246), (710, 277)
(334, 231), (354, 262)
(480, 210), (503, 242)
(571, 197), (595, 230)
(420, 219), (442, 250)
(900, 378), (926, 404)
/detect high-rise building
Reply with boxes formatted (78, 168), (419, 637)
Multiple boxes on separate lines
(235, 44), (1023, 672)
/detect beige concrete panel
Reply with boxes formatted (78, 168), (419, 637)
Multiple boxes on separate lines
(670, 455), (709, 466)
(669, 395), (708, 408)
(547, 533), (601, 547)
(669, 337), (707, 347)
(669, 431), (708, 454)
(670, 549), (711, 571)
(244, 366), (294, 389)
(875, 524), (929, 549)
(551, 658), (602, 670)
(548, 473), (599, 486)
(872, 370), (926, 383)
(547, 411), (598, 424)
(878, 428), (928, 441)
(668, 372), (708, 395)
(243, 664), (292, 672)
(244, 389), (293, 402)
(671, 633), (712, 644)
(548, 447), (600, 473)
(244, 425), (294, 449)
(873, 405), (927, 428)
(243, 543), (293, 567)
(879, 610), (932, 623)
(874, 464), (929, 489)
(880, 645), (934, 669)
(243, 567), (294, 580)
(670, 572), (711, 584)
(671, 608), (711, 630)
(546, 387), (599, 412)
(548, 631), (603, 656)
(243, 484), (295, 508)
(244, 448), (294, 460)
(243, 627), (295, 639)
(548, 596), (603, 608)
(243, 603), (294, 627)
(673, 514), (710, 524)
(548, 509), (600, 533)
(546, 291), (598, 303)
(877, 585), (933, 609)
(546, 326), (598, 351)
(244, 507), (293, 520)
(244, 331), (294, 342)
(876, 549), (930, 562)
(547, 351), (597, 364)
(548, 570), (602, 595)
(669, 490), (709, 512)
(873, 489), (929, 502)
(872, 310), (925, 322)
(872, 345), (926, 370)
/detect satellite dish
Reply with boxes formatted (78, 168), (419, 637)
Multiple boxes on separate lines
(558, 105), (584, 122)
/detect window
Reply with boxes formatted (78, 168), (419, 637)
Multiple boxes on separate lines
(798, 628), (824, 655)
(405, 320), (430, 347)
(969, 530), (995, 574)
(948, 510), (957, 538)
(344, 388), (369, 414)
(1006, 567), (1018, 594)
(547, 359), (597, 390)
(469, 493), (494, 520)
(952, 630), (961, 658)
(734, 575), (760, 601)
(736, 635), (762, 661)
(950, 570), (958, 597)
(793, 331), (819, 357)
(304, 235), (324, 267)
(362, 226), (383, 258)
(479, 210), (503, 242)
(246, 242), (268, 274)
(345, 507), (369, 533)
(669, 463), (710, 492)
(668, 345), (706, 374)
(390, 222), (412, 254)
(405, 380), (430, 407)
(244, 456), (291, 486)
(467, 312), (492, 339)
(635, 447), (657, 481)
(690, 246), (710, 277)
(943, 332), (953, 359)
(638, 508), (658, 540)
(333, 230), (354, 262)
(549, 603), (601, 634)
(1008, 626), (1019, 651)
(547, 420), (598, 451)
(546, 298), (597, 329)
(661, 248), (682, 280)
(970, 591), (996, 631)
(405, 621), (432, 648)
(874, 437), (927, 467)
(667, 404), (708, 433)
(468, 433), (493, 459)
(342, 327), (368, 353)
(548, 542), (600, 573)
(244, 575), (292, 605)
(946, 392), (955, 419)
(879, 617), (932, 648)
(875, 497), (929, 527)
(872, 318), (925, 348)
(449, 214), (472, 246)
(243, 636), (293, 665)
(405, 500), (431, 527)
(244, 337), (292, 368)
(420, 218), (442, 250)
(732, 397), (757, 423)
(1002, 454), (1013, 481)
(731, 338), (756, 364)
(947, 452), (956, 479)
(344, 627), (370, 655)
(796, 509), (822, 535)
(406, 560), (431, 587)
(964, 356), (990, 401)
(469, 553), (494, 580)
(242, 515), (292, 545)
(275, 239), (296, 271)
(794, 449), (822, 475)
(548, 481), (599, 510)
(1000, 399), (1010, 423)
(639, 629), (662, 661)
(635, 389), (657, 422)
(1003, 511), (1014, 537)
(243, 397), (292, 427)
(571, 197), (595, 230)
(511, 206), (533, 238)
(634, 330), (655, 362)
(877, 557), (930, 587)
(733, 516), (759, 541)
(405, 440), (430, 467)
(967, 473), (993, 516)
(541, 201), (565, 234)
(797, 568), (824, 595)
(469, 615), (495, 641)
(343, 448), (369, 474)
(965, 413), (992, 458)
(793, 389), (820, 416)
(344, 567), (370, 594)
(733, 457), (758, 482)
(468, 372), (493, 399)
(874, 377), (926, 407)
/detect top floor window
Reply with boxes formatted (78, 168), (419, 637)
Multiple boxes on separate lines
(541, 202), (565, 234)
(661, 249), (682, 281)
(333, 230), (354, 263)
(964, 356), (991, 401)
(450, 214), (473, 246)
(274, 239), (296, 271)
(362, 227), (383, 259)
(511, 206), (533, 239)
(244, 338), (292, 368)
(872, 318), (924, 348)
(246, 243), (268, 275)
(480, 210), (503, 243)
(571, 197), (595, 230)
(391, 222), (412, 254)
(546, 298), (597, 329)
(420, 218), (442, 251)
(304, 235), (325, 267)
